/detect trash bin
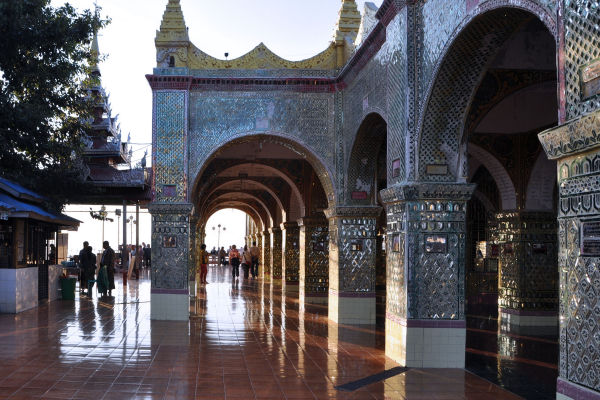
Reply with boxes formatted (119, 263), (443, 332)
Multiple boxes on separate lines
(60, 277), (76, 300)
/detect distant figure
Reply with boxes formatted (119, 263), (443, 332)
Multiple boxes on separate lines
(198, 244), (209, 284)
(100, 241), (115, 296)
(78, 241), (90, 293)
(241, 245), (252, 279)
(48, 244), (57, 264)
(219, 247), (227, 266)
(143, 243), (151, 268)
(229, 245), (240, 279)
(136, 245), (143, 278)
(250, 241), (260, 278)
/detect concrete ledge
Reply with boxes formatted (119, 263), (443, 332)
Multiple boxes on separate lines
(557, 377), (600, 400)
(151, 292), (189, 320)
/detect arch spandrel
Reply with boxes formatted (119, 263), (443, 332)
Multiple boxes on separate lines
(415, 4), (557, 182)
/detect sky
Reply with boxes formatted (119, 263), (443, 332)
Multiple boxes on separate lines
(55, 0), (383, 256)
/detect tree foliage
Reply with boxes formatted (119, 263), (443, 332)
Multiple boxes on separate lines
(0, 0), (107, 211)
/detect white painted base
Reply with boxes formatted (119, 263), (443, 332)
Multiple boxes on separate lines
(0, 267), (38, 313)
(151, 293), (189, 320)
(557, 393), (572, 400)
(329, 295), (375, 324)
(304, 295), (328, 305)
(386, 322), (466, 368)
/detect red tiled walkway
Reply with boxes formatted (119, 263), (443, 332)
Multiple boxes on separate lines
(0, 266), (521, 399)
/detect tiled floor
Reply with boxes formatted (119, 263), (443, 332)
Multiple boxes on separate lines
(465, 306), (558, 400)
(0, 265), (522, 399)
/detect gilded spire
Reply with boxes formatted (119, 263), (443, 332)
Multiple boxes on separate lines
(155, 0), (189, 45)
(334, 0), (361, 44)
(90, 30), (100, 76)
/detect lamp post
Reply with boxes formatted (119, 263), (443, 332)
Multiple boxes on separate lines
(128, 216), (134, 246)
(212, 224), (226, 251)
(115, 208), (121, 246)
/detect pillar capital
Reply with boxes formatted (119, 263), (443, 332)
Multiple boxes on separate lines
(324, 206), (382, 219)
(280, 221), (299, 230)
(297, 215), (327, 227)
(379, 183), (475, 205)
(268, 226), (282, 234)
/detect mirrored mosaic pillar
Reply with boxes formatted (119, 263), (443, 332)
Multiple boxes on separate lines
(298, 216), (329, 304)
(149, 203), (193, 321)
(269, 227), (282, 282)
(261, 230), (270, 280)
(540, 110), (600, 399)
(325, 207), (381, 324)
(281, 222), (300, 292)
(381, 183), (474, 368)
(148, 83), (191, 321)
(489, 212), (558, 333)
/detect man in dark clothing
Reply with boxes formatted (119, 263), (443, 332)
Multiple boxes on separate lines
(143, 244), (151, 268)
(78, 241), (89, 293)
(101, 241), (116, 296)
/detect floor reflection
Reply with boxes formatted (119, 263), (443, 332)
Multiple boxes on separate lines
(0, 265), (521, 399)
(466, 305), (558, 400)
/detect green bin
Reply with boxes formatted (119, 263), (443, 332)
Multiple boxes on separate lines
(60, 277), (77, 300)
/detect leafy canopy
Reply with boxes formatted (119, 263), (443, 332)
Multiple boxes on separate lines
(0, 0), (107, 210)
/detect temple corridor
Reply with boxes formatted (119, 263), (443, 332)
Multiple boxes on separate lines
(0, 265), (527, 400)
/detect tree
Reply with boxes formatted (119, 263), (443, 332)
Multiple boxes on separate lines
(0, 0), (107, 211)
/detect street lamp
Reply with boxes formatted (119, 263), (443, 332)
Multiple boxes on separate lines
(212, 224), (226, 250)
(115, 209), (121, 245)
(127, 216), (135, 246)
(90, 205), (113, 245)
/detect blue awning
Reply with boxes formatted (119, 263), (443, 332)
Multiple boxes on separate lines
(0, 193), (79, 228)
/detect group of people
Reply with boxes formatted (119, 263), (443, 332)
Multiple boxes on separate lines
(119, 243), (152, 280)
(198, 242), (260, 283)
(78, 240), (116, 297)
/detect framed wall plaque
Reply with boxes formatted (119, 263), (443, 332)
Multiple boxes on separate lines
(163, 235), (177, 248)
(424, 235), (447, 253)
(350, 241), (363, 251)
(581, 220), (600, 256)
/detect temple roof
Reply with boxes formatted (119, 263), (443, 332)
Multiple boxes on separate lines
(154, 0), (362, 71)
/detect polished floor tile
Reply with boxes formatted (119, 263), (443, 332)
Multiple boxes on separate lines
(0, 265), (522, 399)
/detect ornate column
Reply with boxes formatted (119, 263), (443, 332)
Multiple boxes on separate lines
(380, 183), (474, 368)
(269, 227), (282, 282)
(489, 212), (558, 332)
(298, 216), (329, 304)
(281, 222), (300, 292)
(539, 110), (600, 399)
(261, 230), (270, 280)
(147, 70), (192, 321)
(325, 206), (381, 324)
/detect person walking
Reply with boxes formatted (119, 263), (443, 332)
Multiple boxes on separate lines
(78, 241), (90, 293)
(101, 241), (116, 297)
(80, 245), (95, 296)
(198, 244), (209, 284)
(241, 245), (252, 279)
(219, 247), (227, 266)
(229, 245), (240, 279)
(249, 241), (260, 278)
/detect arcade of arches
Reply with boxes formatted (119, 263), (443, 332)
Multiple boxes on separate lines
(147, 0), (600, 398)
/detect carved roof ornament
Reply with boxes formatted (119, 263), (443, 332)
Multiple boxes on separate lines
(155, 0), (189, 45)
(154, 0), (360, 71)
(90, 30), (100, 76)
(335, 0), (362, 44)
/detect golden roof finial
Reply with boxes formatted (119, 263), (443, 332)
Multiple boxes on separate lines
(90, 30), (101, 76)
(156, 0), (189, 45)
(334, 0), (361, 44)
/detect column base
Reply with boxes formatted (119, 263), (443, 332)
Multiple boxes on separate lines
(284, 281), (299, 292)
(557, 377), (600, 400)
(151, 290), (189, 320)
(303, 293), (328, 305)
(386, 314), (466, 368)
(499, 308), (558, 335)
(329, 290), (375, 324)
